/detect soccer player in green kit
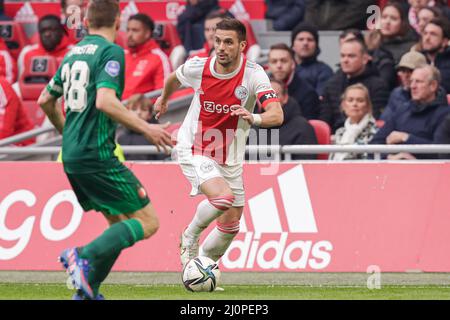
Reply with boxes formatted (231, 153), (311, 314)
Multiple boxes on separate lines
(37, 0), (173, 300)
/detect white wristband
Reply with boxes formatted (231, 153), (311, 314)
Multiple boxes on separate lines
(252, 114), (262, 126)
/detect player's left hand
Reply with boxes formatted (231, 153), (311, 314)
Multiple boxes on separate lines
(230, 105), (254, 125)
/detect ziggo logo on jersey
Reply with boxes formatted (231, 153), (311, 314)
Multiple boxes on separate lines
(203, 101), (241, 114)
(0, 190), (83, 260)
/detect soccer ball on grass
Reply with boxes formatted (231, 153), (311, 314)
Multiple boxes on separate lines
(182, 256), (221, 292)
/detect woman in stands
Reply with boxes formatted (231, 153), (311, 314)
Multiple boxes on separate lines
(366, 2), (419, 64)
(329, 84), (378, 161)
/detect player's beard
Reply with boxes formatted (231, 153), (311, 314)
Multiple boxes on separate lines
(217, 51), (239, 68)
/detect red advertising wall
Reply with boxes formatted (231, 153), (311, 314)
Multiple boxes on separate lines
(5, 1), (266, 22)
(0, 162), (449, 272)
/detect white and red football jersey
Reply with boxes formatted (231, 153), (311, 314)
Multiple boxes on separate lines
(175, 55), (278, 165)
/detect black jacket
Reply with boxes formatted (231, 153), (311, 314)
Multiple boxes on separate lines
(371, 88), (450, 159)
(295, 48), (334, 97)
(117, 119), (167, 161)
(287, 71), (320, 120)
(425, 46), (450, 94)
(369, 47), (396, 90)
(381, 28), (419, 64)
(251, 97), (318, 160)
(304, 0), (377, 30)
(176, 0), (220, 51)
(265, 0), (306, 31)
(319, 62), (390, 132)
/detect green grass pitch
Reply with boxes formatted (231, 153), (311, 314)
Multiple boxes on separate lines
(0, 283), (449, 300)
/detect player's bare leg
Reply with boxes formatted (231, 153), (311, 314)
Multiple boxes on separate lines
(181, 177), (235, 266)
(200, 206), (243, 262)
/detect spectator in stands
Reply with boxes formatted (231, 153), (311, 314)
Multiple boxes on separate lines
(265, 0), (306, 31)
(61, 0), (88, 43)
(188, 9), (232, 58)
(17, 15), (72, 79)
(117, 94), (167, 161)
(268, 43), (320, 120)
(329, 84), (378, 161)
(370, 65), (449, 159)
(411, 6), (444, 51)
(366, 2), (419, 64)
(290, 22), (333, 97)
(177, 0), (220, 52)
(421, 18), (450, 93)
(303, 0), (376, 30)
(123, 14), (171, 100)
(408, 0), (429, 34)
(341, 29), (396, 90)
(380, 51), (427, 122)
(0, 77), (35, 145)
(320, 39), (389, 132)
(0, 37), (16, 84)
(251, 78), (318, 160)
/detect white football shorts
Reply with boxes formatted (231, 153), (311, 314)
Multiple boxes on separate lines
(177, 153), (245, 207)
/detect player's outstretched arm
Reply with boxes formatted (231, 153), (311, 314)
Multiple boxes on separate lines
(96, 87), (173, 153)
(231, 101), (284, 128)
(154, 72), (182, 120)
(37, 88), (65, 134)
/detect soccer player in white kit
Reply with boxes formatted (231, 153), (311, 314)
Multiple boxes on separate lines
(154, 18), (283, 267)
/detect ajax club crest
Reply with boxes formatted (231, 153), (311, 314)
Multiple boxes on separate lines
(234, 85), (248, 101)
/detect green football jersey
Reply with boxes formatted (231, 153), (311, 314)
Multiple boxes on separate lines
(46, 34), (125, 173)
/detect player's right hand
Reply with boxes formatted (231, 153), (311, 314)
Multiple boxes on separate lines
(144, 122), (173, 154)
(153, 96), (168, 120)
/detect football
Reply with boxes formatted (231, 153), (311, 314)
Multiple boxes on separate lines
(182, 256), (221, 292)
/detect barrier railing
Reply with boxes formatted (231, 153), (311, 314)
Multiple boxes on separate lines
(1, 145), (450, 161)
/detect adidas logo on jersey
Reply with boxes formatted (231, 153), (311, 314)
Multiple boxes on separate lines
(219, 165), (334, 270)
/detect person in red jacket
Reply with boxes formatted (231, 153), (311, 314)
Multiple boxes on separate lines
(0, 37), (16, 84)
(0, 77), (35, 145)
(122, 13), (172, 100)
(17, 15), (72, 79)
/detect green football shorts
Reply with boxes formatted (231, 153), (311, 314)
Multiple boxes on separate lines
(66, 165), (150, 215)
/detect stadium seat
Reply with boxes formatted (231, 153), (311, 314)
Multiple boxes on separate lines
(0, 21), (29, 60)
(309, 119), (331, 160)
(18, 55), (58, 126)
(153, 22), (186, 70)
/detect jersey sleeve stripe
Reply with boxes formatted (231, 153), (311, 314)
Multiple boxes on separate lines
(96, 81), (120, 93)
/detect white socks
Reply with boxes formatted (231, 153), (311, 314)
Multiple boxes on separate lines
(184, 199), (223, 240)
(200, 221), (240, 262)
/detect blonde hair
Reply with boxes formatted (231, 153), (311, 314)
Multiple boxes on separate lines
(341, 83), (373, 113)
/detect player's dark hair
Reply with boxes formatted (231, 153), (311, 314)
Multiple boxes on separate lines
(128, 13), (155, 34)
(269, 43), (295, 61)
(86, 0), (120, 29)
(216, 18), (246, 42)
